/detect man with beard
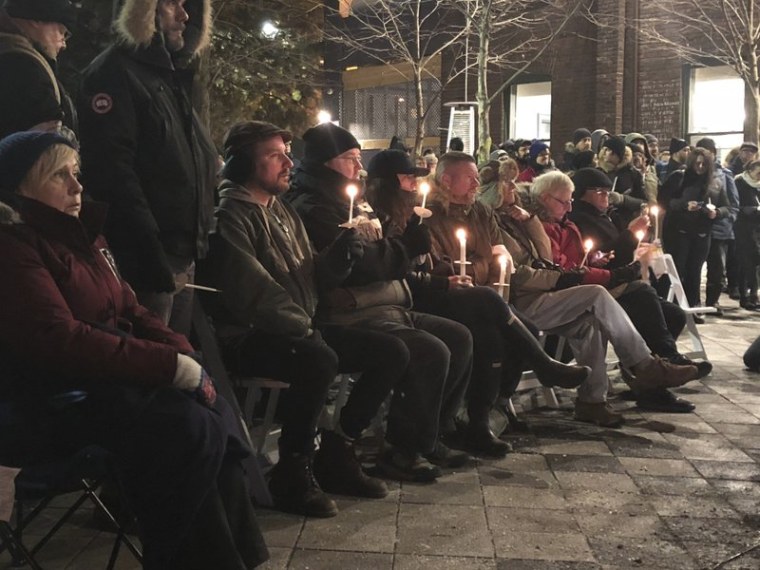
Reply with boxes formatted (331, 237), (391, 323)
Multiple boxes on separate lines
(77, 0), (218, 336)
(200, 121), (420, 517)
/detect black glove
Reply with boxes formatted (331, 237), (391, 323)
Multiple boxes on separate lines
(400, 217), (432, 257)
(324, 228), (364, 278)
(553, 269), (585, 290)
(608, 261), (642, 289)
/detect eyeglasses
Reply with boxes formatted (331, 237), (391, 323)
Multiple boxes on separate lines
(547, 194), (573, 208)
(337, 155), (362, 164)
(587, 187), (610, 196)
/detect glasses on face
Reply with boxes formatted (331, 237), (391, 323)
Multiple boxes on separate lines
(587, 187), (610, 196)
(547, 194), (573, 208)
(337, 155), (362, 165)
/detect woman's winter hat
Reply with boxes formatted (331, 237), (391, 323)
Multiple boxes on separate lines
(367, 150), (429, 180)
(669, 137), (689, 155)
(695, 137), (717, 156)
(529, 141), (550, 160)
(602, 136), (626, 160)
(302, 123), (361, 164)
(572, 128), (592, 145)
(0, 130), (76, 192)
(572, 168), (613, 199)
(3, 0), (77, 29)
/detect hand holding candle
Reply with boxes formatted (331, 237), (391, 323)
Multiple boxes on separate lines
(456, 228), (467, 277)
(650, 205), (660, 244)
(580, 238), (593, 267)
(635, 230), (645, 250)
(346, 184), (358, 225)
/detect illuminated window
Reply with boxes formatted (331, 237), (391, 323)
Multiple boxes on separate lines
(509, 81), (551, 141)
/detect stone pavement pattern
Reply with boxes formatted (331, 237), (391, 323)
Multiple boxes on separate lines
(3, 303), (760, 569)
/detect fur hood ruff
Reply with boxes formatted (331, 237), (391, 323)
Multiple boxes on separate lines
(115, 0), (211, 55)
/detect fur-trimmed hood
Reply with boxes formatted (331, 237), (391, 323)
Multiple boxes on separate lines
(114, 0), (212, 55)
(0, 200), (20, 225)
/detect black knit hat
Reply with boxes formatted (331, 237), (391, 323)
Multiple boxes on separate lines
(669, 137), (689, 155)
(695, 137), (717, 156)
(0, 130), (76, 192)
(572, 128), (592, 145)
(602, 136), (626, 160)
(572, 168), (613, 199)
(572, 150), (596, 170)
(222, 121), (292, 158)
(3, 0), (77, 29)
(367, 150), (429, 180)
(302, 123), (361, 163)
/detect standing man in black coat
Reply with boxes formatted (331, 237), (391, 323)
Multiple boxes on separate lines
(0, 0), (78, 138)
(77, 0), (218, 336)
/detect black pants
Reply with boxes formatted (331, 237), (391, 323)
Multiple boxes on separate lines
(225, 326), (406, 453)
(706, 238), (730, 306)
(744, 335), (760, 371)
(738, 240), (760, 302)
(670, 230), (711, 307)
(616, 284), (685, 359)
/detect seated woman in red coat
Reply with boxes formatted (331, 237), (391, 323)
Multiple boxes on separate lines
(0, 131), (267, 570)
(533, 169), (711, 412)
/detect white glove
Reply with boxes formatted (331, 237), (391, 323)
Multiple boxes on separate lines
(173, 353), (203, 390)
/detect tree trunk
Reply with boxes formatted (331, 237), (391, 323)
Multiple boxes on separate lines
(414, 67), (426, 157)
(476, 21), (490, 164)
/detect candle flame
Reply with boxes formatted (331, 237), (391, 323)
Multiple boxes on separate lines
(456, 228), (466, 242)
(650, 205), (659, 216)
(346, 184), (358, 199)
(635, 230), (645, 240)
(499, 254), (507, 269)
(419, 181), (430, 196)
(583, 238), (593, 252)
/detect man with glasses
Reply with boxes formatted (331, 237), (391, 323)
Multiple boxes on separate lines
(0, 0), (78, 138)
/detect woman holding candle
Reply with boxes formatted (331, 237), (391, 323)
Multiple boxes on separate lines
(735, 160), (760, 309)
(664, 148), (730, 308)
(366, 150), (592, 451)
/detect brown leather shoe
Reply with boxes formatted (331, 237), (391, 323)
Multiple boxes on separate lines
(629, 356), (698, 391)
(574, 401), (624, 428)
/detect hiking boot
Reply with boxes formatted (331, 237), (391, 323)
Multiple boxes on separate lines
(667, 355), (712, 379)
(634, 388), (695, 413)
(574, 401), (624, 428)
(424, 439), (471, 468)
(268, 453), (338, 518)
(376, 447), (441, 482)
(314, 430), (388, 499)
(629, 356), (698, 392)
(464, 425), (512, 458)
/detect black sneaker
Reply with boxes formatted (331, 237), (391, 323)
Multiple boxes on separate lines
(376, 447), (441, 482)
(268, 453), (338, 518)
(314, 430), (388, 499)
(424, 440), (471, 468)
(635, 388), (695, 413)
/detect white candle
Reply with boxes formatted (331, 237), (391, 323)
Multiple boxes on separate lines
(456, 228), (467, 277)
(419, 181), (430, 209)
(497, 254), (507, 297)
(650, 205), (660, 243)
(580, 238), (593, 267)
(346, 184), (358, 224)
(635, 230), (645, 250)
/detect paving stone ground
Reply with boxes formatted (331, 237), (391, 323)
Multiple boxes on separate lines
(3, 298), (760, 569)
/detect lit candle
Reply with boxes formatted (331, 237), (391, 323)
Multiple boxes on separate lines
(650, 205), (660, 243)
(419, 181), (430, 209)
(580, 238), (593, 267)
(456, 228), (467, 277)
(346, 184), (358, 225)
(635, 230), (645, 250)
(497, 254), (507, 297)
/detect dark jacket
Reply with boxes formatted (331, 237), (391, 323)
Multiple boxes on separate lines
(665, 170), (731, 237)
(567, 200), (638, 267)
(0, 9), (76, 138)
(542, 217), (612, 287)
(201, 182), (318, 342)
(77, 0), (217, 293)
(285, 160), (414, 325)
(0, 197), (191, 402)
(709, 165), (739, 240)
(735, 173), (760, 259)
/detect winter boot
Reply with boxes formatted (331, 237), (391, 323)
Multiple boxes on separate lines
(268, 453), (338, 518)
(313, 430), (388, 498)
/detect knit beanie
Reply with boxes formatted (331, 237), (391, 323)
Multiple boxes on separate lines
(3, 0), (77, 29)
(695, 137), (717, 156)
(0, 131), (76, 192)
(572, 128), (592, 145)
(529, 141), (550, 160)
(572, 168), (613, 199)
(644, 134), (658, 145)
(602, 136), (626, 160)
(302, 123), (361, 164)
(669, 137), (689, 155)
